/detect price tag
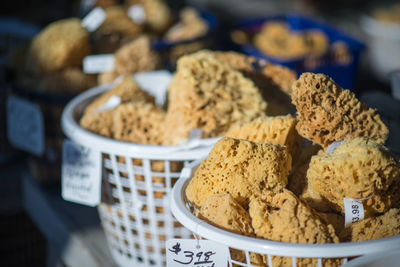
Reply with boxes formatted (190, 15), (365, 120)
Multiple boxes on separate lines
(344, 198), (365, 227)
(166, 239), (229, 267)
(127, 5), (146, 24)
(133, 70), (172, 106)
(83, 54), (115, 74)
(326, 140), (344, 154)
(62, 140), (101, 206)
(7, 95), (44, 156)
(82, 7), (106, 32)
(97, 95), (121, 112)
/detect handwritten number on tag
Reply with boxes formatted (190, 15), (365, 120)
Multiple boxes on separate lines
(351, 205), (360, 223)
(168, 242), (216, 266)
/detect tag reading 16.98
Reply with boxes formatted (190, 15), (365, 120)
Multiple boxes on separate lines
(166, 239), (229, 267)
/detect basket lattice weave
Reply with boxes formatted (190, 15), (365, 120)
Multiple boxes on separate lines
(170, 165), (400, 267)
(62, 78), (218, 266)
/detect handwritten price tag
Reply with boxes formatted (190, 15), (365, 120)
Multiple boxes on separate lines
(166, 239), (229, 267)
(62, 140), (101, 206)
(83, 54), (115, 74)
(344, 198), (365, 227)
(7, 95), (44, 156)
(82, 7), (106, 32)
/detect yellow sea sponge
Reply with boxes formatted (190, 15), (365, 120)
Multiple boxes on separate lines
(185, 137), (291, 208)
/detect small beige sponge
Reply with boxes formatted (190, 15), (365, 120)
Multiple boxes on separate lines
(79, 110), (114, 138)
(291, 73), (388, 150)
(340, 208), (400, 242)
(249, 189), (341, 267)
(114, 36), (161, 75)
(164, 50), (267, 145)
(198, 194), (254, 236)
(113, 102), (166, 145)
(226, 115), (302, 163)
(307, 138), (400, 217)
(185, 137), (291, 208)
(26, 18), (90, 75)
(80, 76), (156, 138)
(84, 75), (155, 115)
(249, 189), (339, 244)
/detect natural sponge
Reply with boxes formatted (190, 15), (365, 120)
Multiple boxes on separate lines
(249, 189), (341, 267)
(198, 194), (254, 236)
(26, 18), (90, 75)
(226, 115), (302, 162)
(185, 137), (291, 208)
(164, 50), (267, 145)
(212, 51), (296, 115)
(307, 138), (400, 217)
(291, 73), (388, 149)
(114, 36), (161, 75)
(112, 102), (166, 145)
(340, 208), (400, 242)
(84, 75), (154, 115)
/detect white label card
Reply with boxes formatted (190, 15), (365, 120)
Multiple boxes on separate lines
(326, 140), (344, 154)
(127, 5), (146, 25)
(83, 54), (115, 74)
(133, 70), (172, 106)
(96, 95), (121, 112)
(166, 239), (229, 267)
(81, 7), (106, 32)
(7, 95), (44, 156)
(62, 140), (101, 206)
(344, 198), (365, 227)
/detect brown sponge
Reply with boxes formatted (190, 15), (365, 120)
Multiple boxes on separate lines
(226, 115), (302, 162)
(185, 137), (291, 208)
(291, 73), (389, 150)
(249, 189), (341, 267)
(164, 50), (267, 145)
(340, 208), (400, 242)
(307, 138), (400, 217)
(84, 75), (154, 115)
(112, 102), (166, 145)
(26, 18), (90, 75)
(198, 194), (254, 236)
(114, 36), (161, 75)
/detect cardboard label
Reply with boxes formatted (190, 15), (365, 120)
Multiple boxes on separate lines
(62, 140), (101, 206)
(127, 5), (146, 25)
(81, 7), (106, 32)
(166, 239), (229, 267)
(83, 54), (115, 74)
(7, 95), (44, 156)
(344, 198), (365, 227)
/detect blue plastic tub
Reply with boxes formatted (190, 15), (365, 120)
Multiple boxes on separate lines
(234, 14), (365, 90)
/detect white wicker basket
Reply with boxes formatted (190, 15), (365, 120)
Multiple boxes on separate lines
(61, 72), (219, 266)
(171, 165), (400, 267)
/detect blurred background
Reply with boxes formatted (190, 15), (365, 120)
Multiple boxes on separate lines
(0, 0), (399, 266)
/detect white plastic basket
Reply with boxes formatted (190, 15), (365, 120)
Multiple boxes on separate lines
(61, 72), (219, 266)
(171, 165), (400, 267)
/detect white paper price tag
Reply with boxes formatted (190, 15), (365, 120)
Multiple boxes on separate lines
(83, 54), (115, 74)
(97, 95), (121, 112)
(326, 140), (344, 154)
(344, 198), (365, 227)
(62, 140), (101, 206)
(127, 5), (146, 25)
(82, 7), (106, 32)
(7, 95), (44, 156)
(133, 70), (172, 106)
(166, 239), (229, 267)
